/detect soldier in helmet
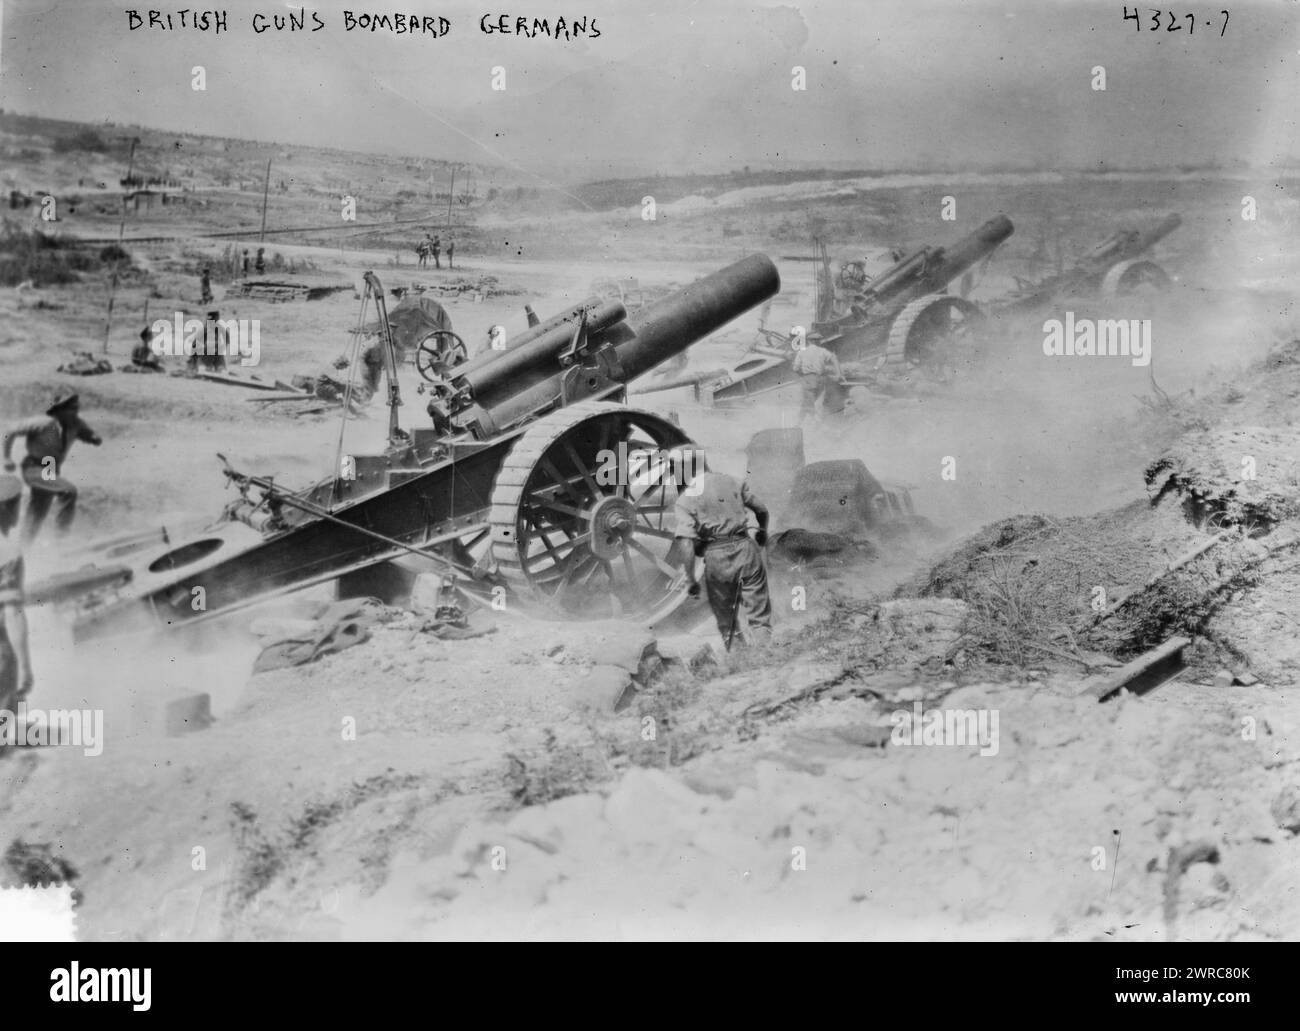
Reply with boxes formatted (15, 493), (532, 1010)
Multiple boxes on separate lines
(790, 329), (846, 421)
(671, 446), (772, 650)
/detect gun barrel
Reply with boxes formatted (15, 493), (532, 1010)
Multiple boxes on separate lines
(936, 215), (1015, 280)
(1138, 213), (1182, 252)
(474, 254), (780, 430)
(614, 253), (781, 382)
(455, 299), (627, 410)
(862, 215), (1014, 304)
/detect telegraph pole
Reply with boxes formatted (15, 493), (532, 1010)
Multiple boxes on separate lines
(259, 157), (272, 242)
(102, 136), (140, 353)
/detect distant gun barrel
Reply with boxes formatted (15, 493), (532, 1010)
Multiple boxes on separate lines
(630, 367), (729, 396)
(1080, 213), (1182, 270)
(1134, 213), (1182, 253)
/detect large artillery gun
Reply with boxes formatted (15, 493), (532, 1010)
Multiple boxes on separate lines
(995, 213), (1181, 312)
(38, 255), (781, 641)
(653, 216), (1014, 405)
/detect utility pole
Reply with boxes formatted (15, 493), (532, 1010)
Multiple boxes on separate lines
(446, 165), (455, 228)
(103, 136), (140, 353)
(259, 157), (272, 242)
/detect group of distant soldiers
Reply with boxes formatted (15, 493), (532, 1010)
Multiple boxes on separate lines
(199, 249), (265, 305)
(416, 234), (454, 269)
(131, 312), (232, 376)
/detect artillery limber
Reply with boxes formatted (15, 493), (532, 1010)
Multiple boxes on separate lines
(42, 255), (780, 641)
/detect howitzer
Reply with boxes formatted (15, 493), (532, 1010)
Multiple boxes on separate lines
(45, 255), (781, 641)
(702, 215), (1013, 404)
(998, 213), (1181, 312)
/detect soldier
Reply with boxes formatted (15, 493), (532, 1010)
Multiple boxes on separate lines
(447, 239), (455, 269)
(476, 324), (507, 359)
(131, 326), (164, 372)
(0, 471), (20, 563)
(186, 311), (229, 374)
(0, 496), (33, 726)
(255, 247), (266, 275)
(2, 393), (103, 542)
(791, 332), (846, 421)
(671, 448), (772, 650)
(431, 235), (442, 270)
(200, 266), (213, 304)
(242, 249), (250, 276)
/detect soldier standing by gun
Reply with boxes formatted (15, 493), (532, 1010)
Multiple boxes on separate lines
(791, 332), (847, 421)
(671, 448), (772, 650)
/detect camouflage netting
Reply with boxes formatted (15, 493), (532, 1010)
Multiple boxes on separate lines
(1144, 426), (1300, 532)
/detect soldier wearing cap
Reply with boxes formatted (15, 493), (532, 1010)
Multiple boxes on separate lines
(671, 447), (772, 650)
(2, 393), (102, 542)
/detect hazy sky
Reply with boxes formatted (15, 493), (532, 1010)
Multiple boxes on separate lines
(2, 0), (1297, 178)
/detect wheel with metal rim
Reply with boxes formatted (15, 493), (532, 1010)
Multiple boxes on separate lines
(415, 330), (468, 381)
(1100, 259), (1170, 297)
(884, 294), (985, 371)
(489, 401), (694, 620)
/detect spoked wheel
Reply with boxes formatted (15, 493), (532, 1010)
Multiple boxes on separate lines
(1101, 259), (1171, 297)
(489, 401), (694, 620)
(884, 294), (986, 375)
(416, 330), (468, 381)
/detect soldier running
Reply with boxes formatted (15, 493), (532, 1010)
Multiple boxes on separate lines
(671, 447), (772, 650)
(2, 393), (103, 542)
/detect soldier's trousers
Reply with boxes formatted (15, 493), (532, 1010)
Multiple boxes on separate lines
(798, 374), (846, 418)
(702, 536), (772, 649)
(21, 463), (78, 542)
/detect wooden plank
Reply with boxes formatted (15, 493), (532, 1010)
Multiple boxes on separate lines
(1080, 636), (1191, 702)
(197, 371), (288, 392)
(1087, 532), (1230, 627)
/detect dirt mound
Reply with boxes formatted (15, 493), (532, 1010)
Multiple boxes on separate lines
(1145, 426), (1300, 532)
(896, 502), (1241, 665)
